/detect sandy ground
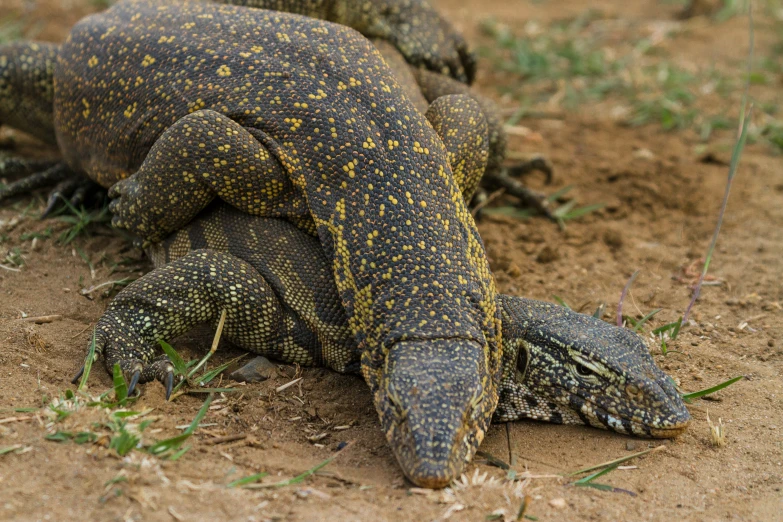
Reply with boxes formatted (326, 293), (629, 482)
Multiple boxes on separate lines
(1, 0), (781, 520)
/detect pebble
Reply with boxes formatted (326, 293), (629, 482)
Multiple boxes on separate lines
(230, 356), (277, 382)
(548, 498), (567, 509)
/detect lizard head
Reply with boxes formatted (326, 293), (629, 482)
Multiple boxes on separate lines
(494, 295), (690, 438)
(366, 338), (497, 489)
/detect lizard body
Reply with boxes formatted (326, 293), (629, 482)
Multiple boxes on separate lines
(92, 200), (690, 443)
(30, 0), (499, 487)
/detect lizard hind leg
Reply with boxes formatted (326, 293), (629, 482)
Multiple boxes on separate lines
(0, 159), (107, 217)
(108, 109), (306, 244)
(0, 162), (68, 203)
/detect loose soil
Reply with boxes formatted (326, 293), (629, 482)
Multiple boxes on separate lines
(1, 1), (781, 521)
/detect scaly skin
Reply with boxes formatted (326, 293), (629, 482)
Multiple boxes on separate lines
(0, 0), (476, 209)
(0, 4), (548, 213)
(211, 0), (477, 83)
(86, 201), (690, 445)
(47, 0), (498, 488)
(0, 41), (58, 145)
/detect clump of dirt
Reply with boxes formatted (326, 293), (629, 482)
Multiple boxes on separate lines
(1, 1), (781, 521)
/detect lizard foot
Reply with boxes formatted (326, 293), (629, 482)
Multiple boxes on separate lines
(41, 177), (106, 218)
(505, 154), (554, 184)
(72, 330), (177, 400)
(478, 168), (555, 220)
(107, 174), (165, 244)
(0, 162), (72, 206)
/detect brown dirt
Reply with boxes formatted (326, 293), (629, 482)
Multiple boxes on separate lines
(1, 1), (782, 521)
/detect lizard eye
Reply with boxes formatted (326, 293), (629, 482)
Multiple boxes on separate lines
(575, 363), (594, 377)
(515, 340), (530, 380)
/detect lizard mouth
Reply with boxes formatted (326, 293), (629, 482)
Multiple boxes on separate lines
(649, 423), (690, 438)
(572, 394), (691, 438)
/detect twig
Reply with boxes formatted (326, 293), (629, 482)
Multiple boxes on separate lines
(0, 416), (33, 424)
(0, 263), (21, 272)
(20, 315), (62, 324)
(617, 270), (640, 327)
(471, 187), (505, 216)
(70, 324), (92, 339)
(276, 377), (303, 393)
(205, 433), (247, 445)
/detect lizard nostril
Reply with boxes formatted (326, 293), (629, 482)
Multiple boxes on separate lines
(626, 384), (641, 398)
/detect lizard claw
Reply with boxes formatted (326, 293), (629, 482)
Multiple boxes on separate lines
(164, 371), (175, 401)
(40, 178), (105, 218)
(505, 155), (554, 184)
(128, 369), (141, 396)
(71, 364), (85, 385)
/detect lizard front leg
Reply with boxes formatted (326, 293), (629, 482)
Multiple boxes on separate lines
(414, 69), (555, 217)
(77, 249), (330, 398)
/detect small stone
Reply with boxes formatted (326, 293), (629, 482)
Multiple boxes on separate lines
(548, 498), (567, 509)
(507, 262), (521, 278)
(626, 441), (638, 451)
(633, 148), (655, 160)
(230, 356), (277, 382)
(536, 245), (559, 264)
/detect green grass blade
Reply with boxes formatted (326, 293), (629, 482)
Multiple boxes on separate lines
(77, 329), (97, 391)
(573, 462), (620, 485)
(559, 203), (606, 221)
(147, 393), (212, 455)
(551, 200), (577, 219)
(0, 445), (22, 455)
(147, 434), (191, 456)
(653, 318), (683, 338)
(110, 430), (140, 456)
(566, 446), (664, 477)
(227, 472), (270, 488)
(244, 442), (352, 489)
(197, 355), (245, 386)
(552, 295), (570, 309)
(159, 340), (188, 375)
(574, 481), (616, 491)
(545, 185), (574, 202)
(480, 206), (536, 220)
(185, 388), (240, 394)
(112, 363), (128, 404)
(168, 446), (190, 461)
(271, 456), (335, 487)
(185, 394), (213, 435)
(631, 308), (662, 332)
(682, 376), (743, 402)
